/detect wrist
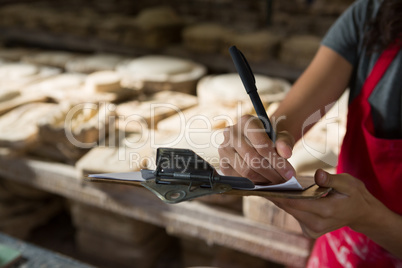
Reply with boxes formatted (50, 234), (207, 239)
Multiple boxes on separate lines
(350, 197), (391, 235)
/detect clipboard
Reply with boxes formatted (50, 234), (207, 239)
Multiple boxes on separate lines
(86, 148), (331, 204)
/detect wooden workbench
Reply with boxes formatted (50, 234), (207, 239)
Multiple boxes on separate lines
(0, 153), (313, 267)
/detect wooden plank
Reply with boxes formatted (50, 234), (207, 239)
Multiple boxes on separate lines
(75, 229), (169, 268)
(213, 246), (272, 268)
(69, 201), (162, 245)
(0, 199), (62, 239)
(163, 203), (311, 267)
(0, 155), (312, 267)
(180, 235), (216, 267)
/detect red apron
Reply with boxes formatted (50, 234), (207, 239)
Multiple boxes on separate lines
(308, 43), (402, 267)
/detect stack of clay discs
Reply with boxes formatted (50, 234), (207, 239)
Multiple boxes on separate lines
(124, 7), (183, 49)
(222, 30), (282, 62)
(279, 35), (321, 69)
(97, 16), (122, 41)
(39, 12), (67, 34)
(65, 53), (124, 73)
(37, 101), (114, 148)
(22, 51), (78, 69)
(135, 6), (182, 30)
(197, 73), (291, 107)
(84, 70), (137, 100)
(85, 71), (122, 93)
(62, 11), (96, 37)
(0, 62), (61, 91)
(116, 91), (198, 127)
(24, 73), (86, 92)
(116, 55), (207, 95)
(0, 91), (21, 106)
(182, 23), (233, 54)
(0, 90), (47, 117)
(20, 73), (85, 102)
(0, 103), (57, 150)
(0, 62), (39, 79)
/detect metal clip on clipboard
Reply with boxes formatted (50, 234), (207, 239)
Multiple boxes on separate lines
(139, 148), (254, 204)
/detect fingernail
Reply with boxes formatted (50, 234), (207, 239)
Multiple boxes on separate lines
(277, 142), (292, 158)
(317, 169), (328, 185)
(285, 170), (295, 180)
(284, 146), (292, 158)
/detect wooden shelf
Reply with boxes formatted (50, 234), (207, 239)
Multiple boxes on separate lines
(0, 27), (148, 55)
(0, 27), (303, 81)
(0, 154), (312, 267)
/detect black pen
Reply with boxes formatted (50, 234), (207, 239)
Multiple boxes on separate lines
(229, 45), (276, 143)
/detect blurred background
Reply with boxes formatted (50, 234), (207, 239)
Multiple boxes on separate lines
(0, 0), (352, 267)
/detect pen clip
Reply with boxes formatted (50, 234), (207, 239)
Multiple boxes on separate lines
(229, 46), (257, 94)
(238, 49), (256, 85)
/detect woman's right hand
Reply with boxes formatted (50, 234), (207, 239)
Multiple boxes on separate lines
(218, 114), (297, 185)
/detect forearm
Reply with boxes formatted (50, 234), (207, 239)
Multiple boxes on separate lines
(356, 204), (402, 259)
(273, 45), (353, 142)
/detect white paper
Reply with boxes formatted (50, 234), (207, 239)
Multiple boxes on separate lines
(235, 176), (303, 191)
(215, 169), (305, 190)
(89, 172), (306, 191)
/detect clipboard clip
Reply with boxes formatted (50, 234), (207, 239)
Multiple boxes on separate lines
(140, 148), (254, 204)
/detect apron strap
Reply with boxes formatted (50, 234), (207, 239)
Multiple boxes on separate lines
(360, 42), (400, 133)
(361, 42), (400, 100)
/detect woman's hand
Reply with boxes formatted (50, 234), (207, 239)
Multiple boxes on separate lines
(218, 114), (296, 184)
(268, 169), (388, 238)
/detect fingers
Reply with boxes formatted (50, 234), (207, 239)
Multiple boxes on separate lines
(299, 223), (327, 239)
(218, 147), (241, 177)
(218, 114), (296, 183)
(314, 169), (365, 196)
(231, 126), (285, 184)
(269, 197), (328, 218)
(271, 199), (340, 238)
(275, 131), (295, 159)
(268, 172), (375, 238)
(239, 115), (296, 180)
(238, 115), (274, 149)
(219, 146), (273, 184)
(219, 117), (281, 183)
(219, 160), (242, 177)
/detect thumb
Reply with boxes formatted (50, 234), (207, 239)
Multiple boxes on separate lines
(275, 131), (295, 159)
(314, 169), (355, 195)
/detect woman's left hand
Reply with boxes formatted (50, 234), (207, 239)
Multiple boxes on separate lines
(268, 169), (387, 238)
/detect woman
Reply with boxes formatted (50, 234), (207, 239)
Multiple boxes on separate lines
(218, 0), (402, 266)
